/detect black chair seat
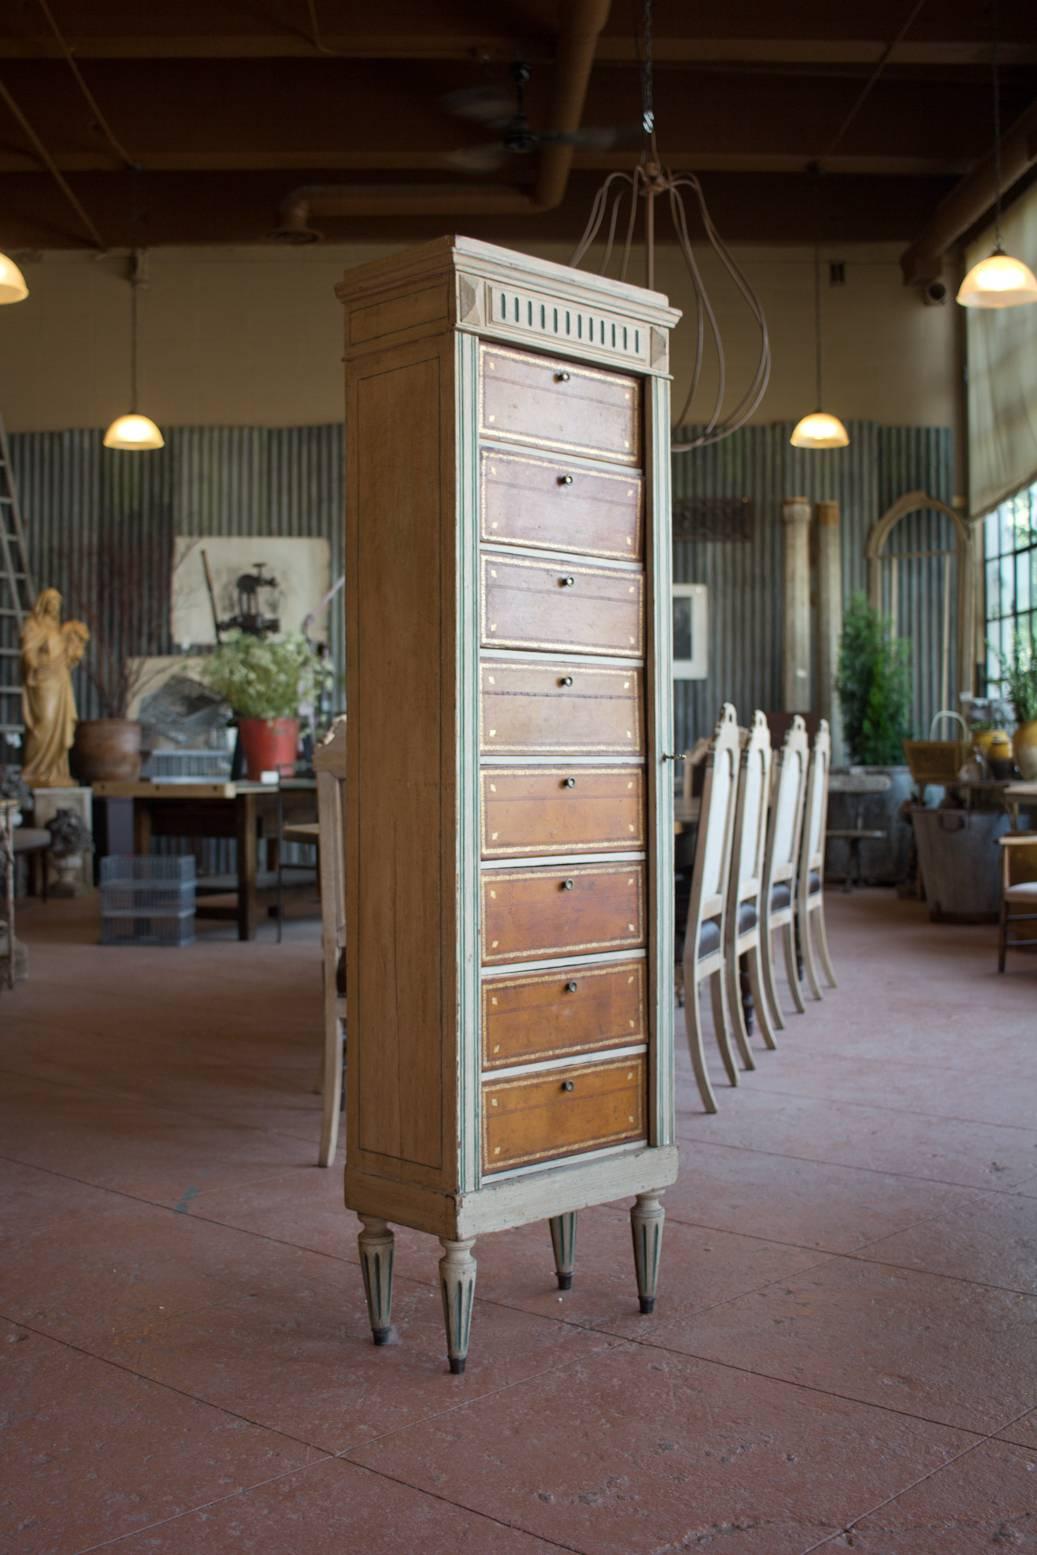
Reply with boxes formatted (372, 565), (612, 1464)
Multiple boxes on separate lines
(736, 901), (758, 934)
(809, 868), (822, 895)
(770, 881), (791, 911)
(697, 918), (721, 958)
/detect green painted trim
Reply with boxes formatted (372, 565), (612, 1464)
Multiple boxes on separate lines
(455, 332), (482, 1194)
(648, 376), (676, 1150)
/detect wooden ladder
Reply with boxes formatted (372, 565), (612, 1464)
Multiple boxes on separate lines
(0, 417), (34, 749)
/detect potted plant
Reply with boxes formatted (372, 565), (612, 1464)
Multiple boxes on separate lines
(998, 634), (1037, 779)
(201, 632), (329, 779)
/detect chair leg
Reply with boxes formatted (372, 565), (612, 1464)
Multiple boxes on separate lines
(759, 920), (786, 1032)
(724, 947), (756, 1071)
(318, 973), (344, 1167)
(747, 940), (778, 1050)
(684, 970), (718, 1114)
(782, 919), (806, 1013)
(815, 901), (838, 988)
(998, 901), (1008, 974)
(709, 968), (739, 1088)
(800, 904), (823, 1002)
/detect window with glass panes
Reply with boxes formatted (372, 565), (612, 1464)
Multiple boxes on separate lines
(984, 480), (1037, 693)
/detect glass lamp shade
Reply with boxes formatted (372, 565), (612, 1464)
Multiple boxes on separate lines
(789, 410), (850, 449)
(0, 251), (29, 304)
(956, 249), (1037, 308)
(103, 412), (165, 451)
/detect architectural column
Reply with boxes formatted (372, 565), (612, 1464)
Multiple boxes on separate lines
(781, 498), (812, 713)
(815, 499), (844, 763)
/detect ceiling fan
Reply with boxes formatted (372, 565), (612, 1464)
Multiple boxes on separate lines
(443, 60), (628, 174)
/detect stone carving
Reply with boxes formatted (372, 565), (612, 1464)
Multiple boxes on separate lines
(20, 590), (90, 788)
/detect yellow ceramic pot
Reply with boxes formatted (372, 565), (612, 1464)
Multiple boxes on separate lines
(975, 728), (1011, 761)
(1013, 720), (1037, 780)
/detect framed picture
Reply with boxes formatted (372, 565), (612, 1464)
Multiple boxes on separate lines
(672, 583), (708, 679)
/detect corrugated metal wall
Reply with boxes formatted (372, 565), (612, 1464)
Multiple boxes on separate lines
(11, 416), (951, 800)
(672, 420), (955, 749)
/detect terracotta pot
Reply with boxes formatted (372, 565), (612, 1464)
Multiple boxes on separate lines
(1013, 719), (1037, 780)
(238, 717), (298, 780)
(73, 718), (142, 783)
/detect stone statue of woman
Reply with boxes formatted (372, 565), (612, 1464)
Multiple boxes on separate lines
(20, 589), (90, 788)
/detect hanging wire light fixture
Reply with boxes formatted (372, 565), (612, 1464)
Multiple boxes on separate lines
(569, 0), (771, 450)
(104, 251), (164, 451)
(956, 0), (1037, 309)
(790, 215), (849, 450)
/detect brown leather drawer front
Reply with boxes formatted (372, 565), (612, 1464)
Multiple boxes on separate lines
(481, 450), (643, 562)
(482, 862), (646, 965)
(483, 1055), (646, 1174)
(481, 555), (643, 657)
(482, 961), (646, 1069)
(481, 767), (645, 858)
(481, 661), (644, 757)
(481, 345), (641, 466)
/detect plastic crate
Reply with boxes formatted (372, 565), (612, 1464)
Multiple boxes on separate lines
(100, 856), (196, 947)
(143, 749), (233, 783)
(101, 911), (195, 948)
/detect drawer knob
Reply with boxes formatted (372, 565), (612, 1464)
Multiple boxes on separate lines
(561, 878), (574, 891)
(559, 675), (573, 687)
(563, 776), (576, 789)
(565, 980), (578, 993)
(561, 575), (575, 588)
(561, 1079), (575, 1092)
(555, 371), (571, 383)
(558, 473), (574, 486)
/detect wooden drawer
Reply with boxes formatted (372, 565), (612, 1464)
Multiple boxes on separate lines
(483, 1055), (646, 1174)
(481, 766), (645, 858)
(480, 450), (643, 562)
(482, 861), (646, 965)
(481, 345), (641, 466)
(481, 661), (644, 757)
(482, 960), (646, 1069)
(481, 555), (643, 658)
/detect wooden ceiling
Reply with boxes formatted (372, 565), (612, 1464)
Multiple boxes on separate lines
(1, 0), (1035, 253)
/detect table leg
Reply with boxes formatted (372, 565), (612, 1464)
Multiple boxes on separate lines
(132, 802), (152, 858)
(236, 795), (259, 941)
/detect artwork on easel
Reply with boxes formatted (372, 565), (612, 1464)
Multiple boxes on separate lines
(171, 536), (332, 648)
(672, 583), (708, 679)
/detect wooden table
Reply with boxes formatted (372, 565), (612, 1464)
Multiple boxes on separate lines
(93, 779), (317, 941)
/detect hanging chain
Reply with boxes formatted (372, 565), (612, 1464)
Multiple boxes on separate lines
(992, 0), (1003, 247)
(639, 0), (654, 136)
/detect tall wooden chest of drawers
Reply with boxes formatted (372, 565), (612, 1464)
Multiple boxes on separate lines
(337, 236), (680, 1372)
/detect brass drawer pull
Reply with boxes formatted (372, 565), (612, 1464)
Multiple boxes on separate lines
(560, 1079), (575, 1092)
(561, 878), (574, 891)
(557, 473), (574, 486)
(565, 980), (578, 993)
(559, 675), (573, 687)
(561, 575), (575, 588)
(555, 370), (571, 383)
(563, 776), (576, 789)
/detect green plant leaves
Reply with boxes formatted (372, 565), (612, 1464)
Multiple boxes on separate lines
(200, 632), (332, 721)
(836, 593), (912, 765)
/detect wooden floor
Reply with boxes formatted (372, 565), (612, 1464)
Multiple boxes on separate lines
(2, 890), (1036, 1554)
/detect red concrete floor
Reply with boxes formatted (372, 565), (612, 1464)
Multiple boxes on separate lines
(1, 890), (1036, 1554)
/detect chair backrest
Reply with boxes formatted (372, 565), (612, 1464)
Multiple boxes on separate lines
(800, 719), (832, 878)
(729, 710), (772, 909)
(314, 716), (346, 952)
(686, 703), (740, 957)
(764, 714), (809, 891)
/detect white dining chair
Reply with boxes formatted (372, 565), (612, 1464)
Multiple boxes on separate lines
(798, 719), (837, 999)
(681, 703), (741, 1114)
(724, 710), (775, 1060)
(314, 715), (347, 1166)
(759, 715), (809, 1030)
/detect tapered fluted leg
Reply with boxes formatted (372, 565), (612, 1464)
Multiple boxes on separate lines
(548, 1212), (577, 1290)
(439, 1237), (477, 1374)
(782, 920), (806, 1013)
(801, 906), (823, 1001)
(684, 973), (718, 1114)
(357, 1215), (395, 1346)
(630, 1192), (665, 1314)
(709, 969), (738, 1087)
(815, 904), (838, 987)
(759, 921), (786, 1032)
(747, 941), (778, 1050)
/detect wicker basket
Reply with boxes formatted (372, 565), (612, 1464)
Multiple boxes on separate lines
(903, 739), (970, 787)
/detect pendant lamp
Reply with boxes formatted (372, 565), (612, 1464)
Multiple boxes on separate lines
(956, 3), (1037, 309)
(790, 241), (849, 450)
(104, 252), (164, 451)
(0, 251), (29, 304)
